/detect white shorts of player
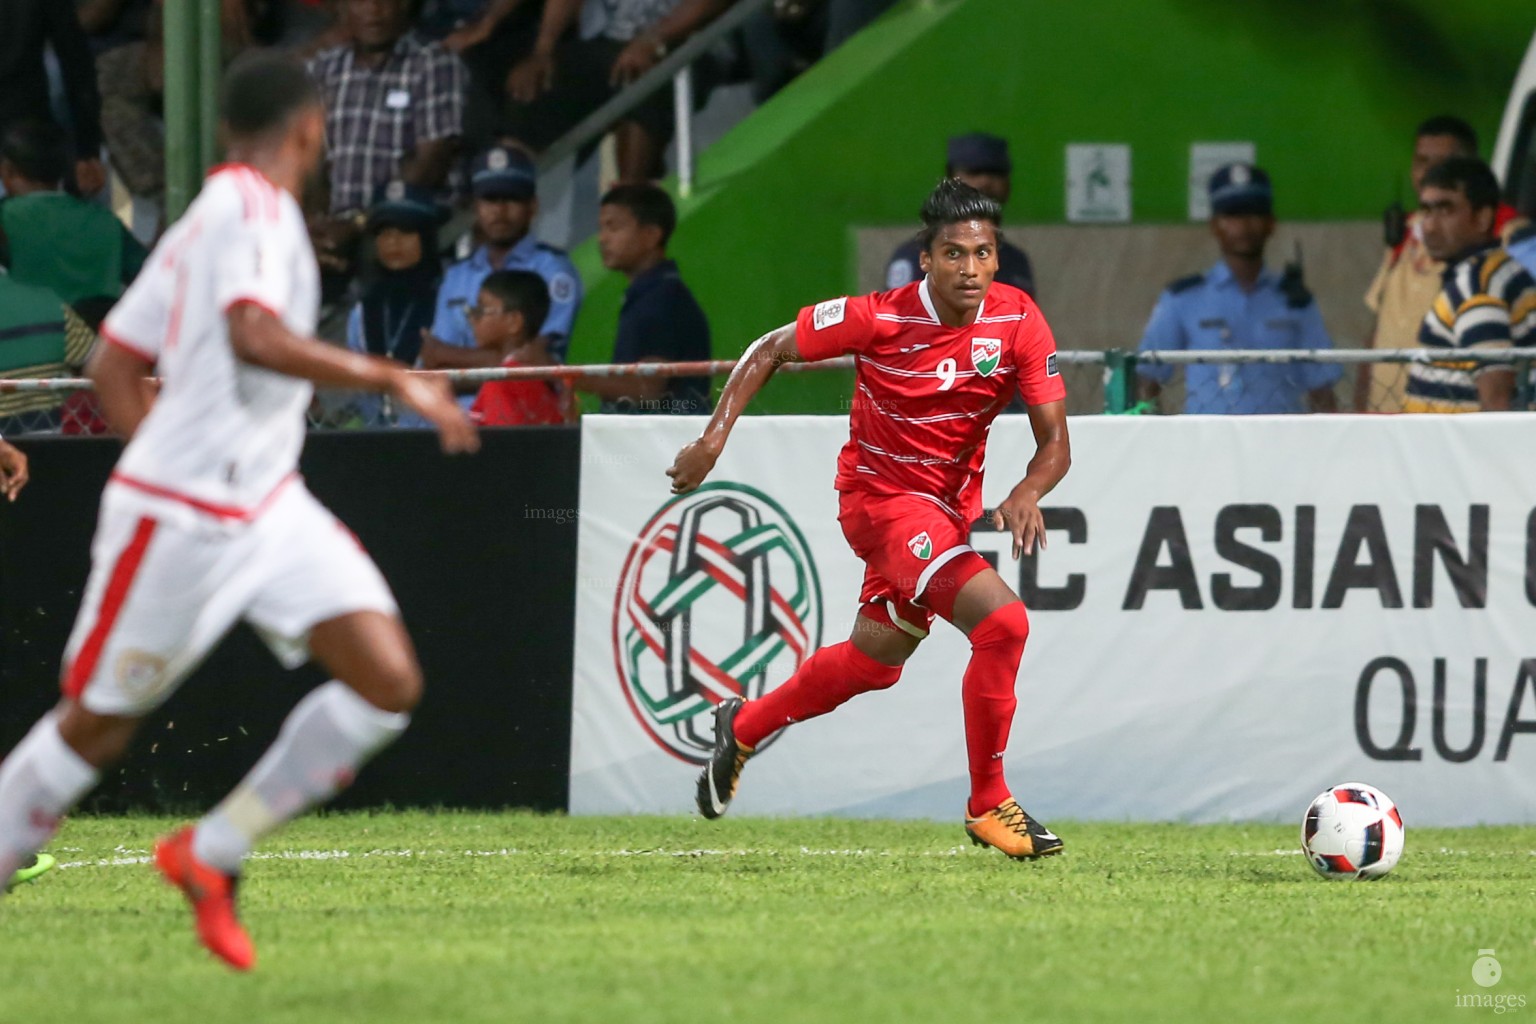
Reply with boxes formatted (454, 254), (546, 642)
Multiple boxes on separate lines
(61, 477), (398, 717)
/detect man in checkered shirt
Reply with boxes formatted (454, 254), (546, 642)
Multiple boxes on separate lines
(307, 0), (466, 240)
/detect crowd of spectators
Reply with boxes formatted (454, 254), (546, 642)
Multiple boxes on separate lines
(0, 0), (902, 433)
(1133, 116), (1534, 415)
(0, 0), (1533, 432)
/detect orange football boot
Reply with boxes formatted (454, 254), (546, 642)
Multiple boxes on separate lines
(154, 827), (255, 971)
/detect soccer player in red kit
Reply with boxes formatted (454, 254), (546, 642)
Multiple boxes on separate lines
(667, 178), (1071, 859)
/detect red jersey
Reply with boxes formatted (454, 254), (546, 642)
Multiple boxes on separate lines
(795, 279), (1065, 520)
(470, 357), (566, 426)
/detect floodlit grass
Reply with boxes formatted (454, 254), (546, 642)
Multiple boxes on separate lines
(2, 812), (1532, 1023)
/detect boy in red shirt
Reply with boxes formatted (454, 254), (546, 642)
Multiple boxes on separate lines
(467, 270), (570, 426)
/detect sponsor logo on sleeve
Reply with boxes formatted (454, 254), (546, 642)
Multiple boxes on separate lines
(813, 298), (847, 331)
(1046, 353), (1059, 377)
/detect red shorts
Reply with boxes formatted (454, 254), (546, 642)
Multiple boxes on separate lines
(837, 490), (985, 637)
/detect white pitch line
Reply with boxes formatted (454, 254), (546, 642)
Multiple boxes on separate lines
(55, 846), (1536, 871)
(56, 846), (972, 870)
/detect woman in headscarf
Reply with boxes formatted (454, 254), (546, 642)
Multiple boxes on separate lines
(344, 179), (448, 426)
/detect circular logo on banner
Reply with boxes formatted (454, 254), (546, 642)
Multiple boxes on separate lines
(612, 482), (824, 764)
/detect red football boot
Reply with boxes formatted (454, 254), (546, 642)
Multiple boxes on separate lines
(153, 827), (255, 971)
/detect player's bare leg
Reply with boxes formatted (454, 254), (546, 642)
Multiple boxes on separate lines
(696, 611), (920, 819)
(156, 611), (420, 970)
(948, 568), (1062, 860)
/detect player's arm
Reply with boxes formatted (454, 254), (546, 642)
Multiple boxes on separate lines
(992, 399), (1070, 559)
(0, 437), (28, 502)
(227, 304), (479, 453)
(666, 322), (798, 494)
(87, 339), (157, 439)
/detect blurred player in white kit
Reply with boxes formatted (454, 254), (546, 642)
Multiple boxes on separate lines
(0, 53), (479, 971)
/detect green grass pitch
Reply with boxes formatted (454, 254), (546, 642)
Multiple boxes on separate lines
(3, 811), (1532, 1023)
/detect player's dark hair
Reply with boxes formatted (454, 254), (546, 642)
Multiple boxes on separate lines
(1416, 114), (1478, 155)
(599, 183), (677, 246)
(0, 120), (69, 186)
(1421, 156), (1501, 211)
(918, 177), (1002, 251)
(220, 52), (321, 140)
(480, 270), (550, 338)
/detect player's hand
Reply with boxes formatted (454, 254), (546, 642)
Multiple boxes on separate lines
(666, 438), (719, 494)
(992, 487), (1045, 559)
(0, 440), (29, 502)
(507, 51), (556, 103)
(391, 372), (480, 454)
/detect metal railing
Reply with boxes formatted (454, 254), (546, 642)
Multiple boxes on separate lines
(6, 348), (1535, 435)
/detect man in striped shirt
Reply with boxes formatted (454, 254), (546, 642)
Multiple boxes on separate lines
(1404, 158), (1536, 413)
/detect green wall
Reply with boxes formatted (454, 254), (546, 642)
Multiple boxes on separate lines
(568, 0), (1533, 413)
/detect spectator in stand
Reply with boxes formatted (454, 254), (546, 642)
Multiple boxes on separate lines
(88, 1), (266, 205)
(0, 0), (106, 196)
(1358, 116), (1523, 412)
(573, 183), (711, 414)
(1136, 164), (1340, 415)
(420, 144), (581, 388)
(307, 0), (466, 274)
(1403, 158), (1536, 413)
(0, 276), (96, 436)
(467, 269), (570, 425)
(1510, 223), (1536, 279)
(81, 0), (160, 200)
(432, 0), (548, 148)
(500, 0), (732, 183)
(77, 0), (155, 53)
(742, 0), (899, 103)
(0, 121), (147, 305)
(344, 179), (448, 425)
(886, 133), (1034, 296)
(1507, 170), (1536, 276)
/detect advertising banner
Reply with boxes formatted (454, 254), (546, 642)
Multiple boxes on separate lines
(571, 414), (1536, 825)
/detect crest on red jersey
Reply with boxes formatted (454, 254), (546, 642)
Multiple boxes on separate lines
(907, 531), (934, 560)
(971, 337), (1002, 377)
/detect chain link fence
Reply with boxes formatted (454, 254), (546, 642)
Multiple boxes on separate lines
(4, 348), (1534, 436)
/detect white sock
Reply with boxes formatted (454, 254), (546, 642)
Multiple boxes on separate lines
(192, 681), (409, 873)
(0, 713), (99, 884)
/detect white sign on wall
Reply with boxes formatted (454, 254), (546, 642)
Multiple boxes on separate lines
(1065, 144), (1132, 223)
(571, 414), (1536, 826)
(1190, 141), (1257, 220)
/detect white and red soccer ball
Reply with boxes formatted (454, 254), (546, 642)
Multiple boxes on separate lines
(1300, 782), (1405, 880)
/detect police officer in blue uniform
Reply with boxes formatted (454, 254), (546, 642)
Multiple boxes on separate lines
(421, 145), (583, 381)
(1136, 164), (1340, 414)
(885, 133), (1035, 296)
(1509, 222), (1536, 278)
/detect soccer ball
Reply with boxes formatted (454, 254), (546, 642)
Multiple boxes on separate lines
(1300, 782), (1404, 880)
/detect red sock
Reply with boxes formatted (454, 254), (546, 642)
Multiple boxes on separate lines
(734, 638), (903, 749)
(962, 603), (1029, 818)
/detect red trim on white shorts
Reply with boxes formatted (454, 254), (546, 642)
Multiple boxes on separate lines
(63, 516), (159, 700)
(108, 471), (298, 523)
